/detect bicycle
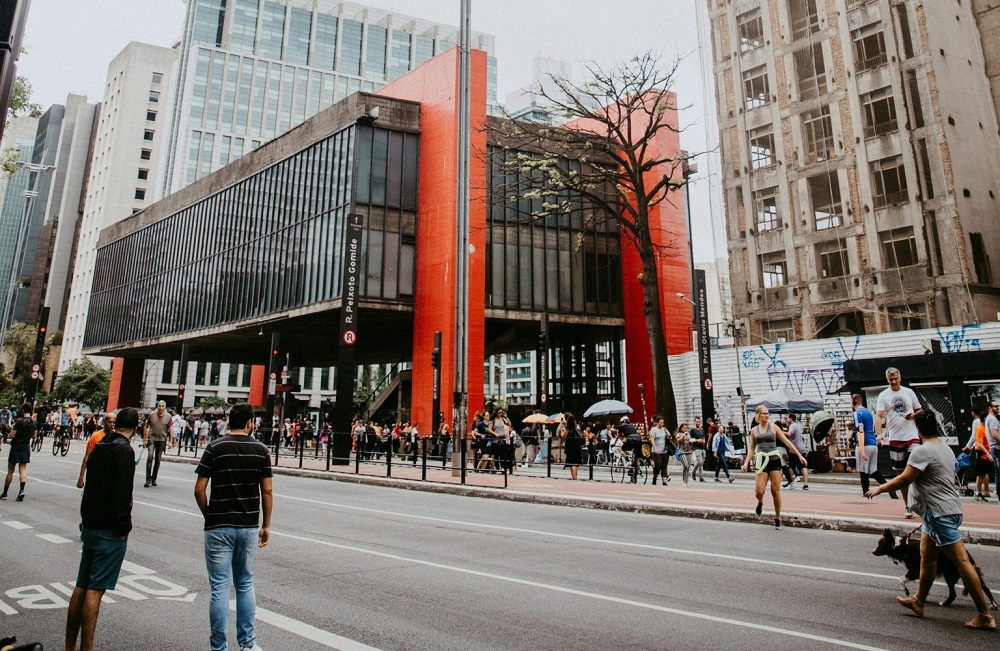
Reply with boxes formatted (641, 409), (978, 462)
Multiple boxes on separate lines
(610, 450), (649, 484)
(29, 432), (43, 452)
(52, 427), (70, 457)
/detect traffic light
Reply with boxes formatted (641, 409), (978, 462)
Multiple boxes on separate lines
(538, 333), (547, 350)
(431, 349), (440, 368)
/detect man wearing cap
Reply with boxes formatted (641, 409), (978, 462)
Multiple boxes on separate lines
(143, 400), (172, 487)
(65, 407), (137, 651)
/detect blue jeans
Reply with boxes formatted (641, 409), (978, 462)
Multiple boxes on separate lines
(205, 527), (259, 651)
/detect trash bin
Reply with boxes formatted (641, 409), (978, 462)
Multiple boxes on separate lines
(330, 430), (352, 465)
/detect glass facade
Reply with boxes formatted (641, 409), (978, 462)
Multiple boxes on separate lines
(85, 124), (420, 349)
(286, 7), (312, 65)
(230, 0), (258, 54)
(192, 0), (226, 48)
(258, 2), (286, 60)
(0, 141), (35, 292)
(485, 147), (623, 316)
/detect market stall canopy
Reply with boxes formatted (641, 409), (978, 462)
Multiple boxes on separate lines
(744, 389), (824, 413)
(583, 399), (634, 418)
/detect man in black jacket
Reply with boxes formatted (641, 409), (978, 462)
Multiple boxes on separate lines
(65, 407), (137, 651)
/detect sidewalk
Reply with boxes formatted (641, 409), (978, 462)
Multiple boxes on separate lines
(161, 450), (1000, 546)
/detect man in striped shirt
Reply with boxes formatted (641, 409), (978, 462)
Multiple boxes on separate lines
(195, 403), (273, 651)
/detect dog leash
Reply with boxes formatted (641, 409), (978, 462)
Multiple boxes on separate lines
(899, 523), (922, 546)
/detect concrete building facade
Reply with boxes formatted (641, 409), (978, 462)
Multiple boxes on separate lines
(708, 0), (1000, 343)
(60, 42), (179, 372)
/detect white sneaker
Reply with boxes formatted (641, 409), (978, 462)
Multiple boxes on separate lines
(240, 645), (263, 651)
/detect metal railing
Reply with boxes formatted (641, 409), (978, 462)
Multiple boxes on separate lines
(864, 119), (897, 139)
(873, 189), (909, 209)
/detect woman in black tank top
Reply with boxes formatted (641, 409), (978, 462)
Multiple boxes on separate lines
(741, 405), (807, 529)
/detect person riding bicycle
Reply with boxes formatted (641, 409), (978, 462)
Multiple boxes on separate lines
(619, 416), (643, 483)
(0, 406), (11, 443)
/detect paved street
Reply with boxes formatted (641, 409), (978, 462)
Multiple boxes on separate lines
(1, 449), (998, 650)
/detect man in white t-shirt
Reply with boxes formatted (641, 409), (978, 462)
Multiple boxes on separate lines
(875, 367), (923, 519)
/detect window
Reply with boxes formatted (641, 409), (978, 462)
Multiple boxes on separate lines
(134, 188), (146, 200)
(749, 126), (776, 169)
(160, 360), (176, 384)
(861, 87), (897, 138)
(228, 363), (239, 388)
(853, 24), (887, 72)
(802, 106), (833, 164)
(143, 129), (154, 141)
(970, 233), (993, 284)
(152, 72), (163, 85)
(743, 66), (770, 110)
(808, 173), (842, 229)
(366, 25), (388, 80)
(285, 7), (312, 65)
(761, 252), (787, 288)
(138, 169), (149, 180)
(258, 2), (286, 60)
(738, 10), (765, 52)
(789, 0), (820, 41)
(195, 361), (207, 385)
(149, 90), (160, 103)
(795, 43), (827, 100)
(209, 363), (220, 386)
(146, 111), (157, 122)
(753, 187), (781, 232)
(762, 319), (795, 343)
(140, 149), (152, 160)
(340, 19), (363, 75)
(816, 241), (849, 278)
(880, 227), (918, 267)
(871, 156), (908, 208)
(907, 70), (925, 128)
(887, 304), (928, 331)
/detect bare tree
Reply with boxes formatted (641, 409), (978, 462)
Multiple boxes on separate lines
(487, 52), (694, 429)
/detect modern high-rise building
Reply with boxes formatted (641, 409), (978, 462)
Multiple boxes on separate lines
(1, 95), (97, 334)
(159, 0), (497, 198)
(0, 114), (39, 322)
(59, 42), (179, 372)
(708, 0), (1000, 342)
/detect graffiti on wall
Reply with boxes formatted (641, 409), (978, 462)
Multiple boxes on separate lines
(741, 345), (787, 369)
(936, 324), (982, 353)
(767, 368), (845, 395)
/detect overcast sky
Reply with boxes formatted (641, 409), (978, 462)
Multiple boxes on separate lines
(17, 0), (724, 263)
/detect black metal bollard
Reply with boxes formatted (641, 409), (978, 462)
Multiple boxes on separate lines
(326, 439), (331, 472)
(298, 435), (304, 469)
(421, 437), (427, 481)
(386, 439), (392, 478)
(354, 435), (361, 474)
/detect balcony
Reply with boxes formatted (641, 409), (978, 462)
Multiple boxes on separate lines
(873, 190), (909, 209)
(864, 119), (898, 139)
(857, 53), (888, 73)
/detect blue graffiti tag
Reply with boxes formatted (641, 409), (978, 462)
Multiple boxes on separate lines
(767, 368), (845, 394)
(935, 324), (982, 353)
(821, 335), (861, 371)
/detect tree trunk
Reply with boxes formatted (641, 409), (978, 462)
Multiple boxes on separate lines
(637, 236), (678, 432)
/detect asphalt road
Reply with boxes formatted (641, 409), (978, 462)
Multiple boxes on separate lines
(1, 449), (998, 650)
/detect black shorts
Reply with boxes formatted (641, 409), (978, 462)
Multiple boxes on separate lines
(976, 456), (994, 477)
(761, 456), (783, 473)
(8, 443), (30, 465)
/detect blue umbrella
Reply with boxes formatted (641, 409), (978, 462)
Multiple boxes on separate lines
(583, 399), (634, 418)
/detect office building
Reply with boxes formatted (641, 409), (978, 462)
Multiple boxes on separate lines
(708, 0), (1000, 342)
(159, 0), (498, 198)
(0, 115), (39, 322)
(59, 42), (179, 372)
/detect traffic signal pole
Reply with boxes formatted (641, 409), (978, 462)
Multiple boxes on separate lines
(26, 306), (49, 405)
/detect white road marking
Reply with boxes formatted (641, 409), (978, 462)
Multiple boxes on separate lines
(36, 533), (71, 544)
(243, 602), (385, 651)
(3, 520), (32, 530)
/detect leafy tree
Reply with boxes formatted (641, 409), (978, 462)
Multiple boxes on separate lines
(488, 52), (693, 429)
(6, 75), (41, 123)
(49, 358), (111, 410)
(197, 395), (232, 410)
(1, 322), (37, 385)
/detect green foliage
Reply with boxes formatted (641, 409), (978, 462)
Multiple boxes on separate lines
(7, 76), (41, 122)
(196, 395), (233, 410)
(50, 358), (111, 410)
(1, 145), (20, 176)
(2, 322), (37, 383)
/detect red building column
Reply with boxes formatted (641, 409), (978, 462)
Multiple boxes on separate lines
(377, 48), (488, 431)
(106, 357), (144, 412)
(248, 364), (266, 406)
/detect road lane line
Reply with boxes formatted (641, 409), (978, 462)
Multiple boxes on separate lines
(270, 529), (887, 650)
(3, 520), (32, 530)
(241, 602), (385, 651)
(36, 533), (71, 544)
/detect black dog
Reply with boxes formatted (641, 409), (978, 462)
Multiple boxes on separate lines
(873, 528), (998, 609)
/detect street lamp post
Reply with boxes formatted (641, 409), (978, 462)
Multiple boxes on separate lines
(726, 318), (751, 440)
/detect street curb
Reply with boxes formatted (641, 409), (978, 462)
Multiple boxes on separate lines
(163, 455), (1000, 547)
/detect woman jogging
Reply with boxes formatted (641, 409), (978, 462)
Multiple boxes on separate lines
(741, 405), (807, 529)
